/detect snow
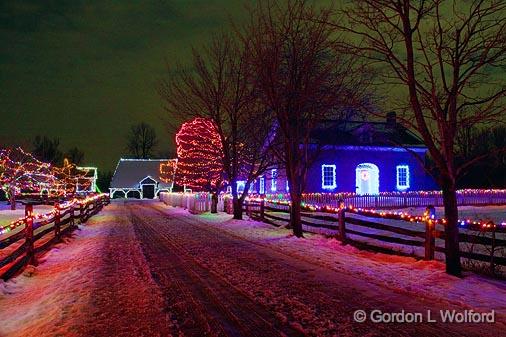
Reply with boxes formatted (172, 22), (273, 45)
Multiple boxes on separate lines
(0, 203), (53, 228)
(0, 202), (170, 337)
(1, 200), (505, 336)
(185, 208), (506, 316)
(261, 205), (506, 274)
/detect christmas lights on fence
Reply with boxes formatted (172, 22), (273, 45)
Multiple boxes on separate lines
(261, 189), (506, 200)
(244, 196), (506, 232)
(0, 193), (108, 236)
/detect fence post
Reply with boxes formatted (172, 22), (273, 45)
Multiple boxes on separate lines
(260, 199), (265, 221)
(70, 205), (75, 228)
(54, 202), (61, 241)
(24, 204), (37, 266)
(490, 223), (496, 275)
(338, 199), (347, 245)
(80, 203), (85, 224)
(424, 205), (435, 260)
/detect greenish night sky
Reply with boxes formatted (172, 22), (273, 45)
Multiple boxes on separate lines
(0, 0), (247, 171)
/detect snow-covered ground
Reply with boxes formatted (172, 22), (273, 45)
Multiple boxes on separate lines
(191, 208), (506, 315)
(263, 204), (506, 275)
(0, 202), (53, 229)
(1, 201), (504, 336)
(0, 202), (170, 337)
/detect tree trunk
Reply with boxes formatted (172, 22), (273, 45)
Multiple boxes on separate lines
(442, 180), (462, 277)
(210, 192), (218, 214)
(290, 192), (303, 237)
(233, 197), (243, 220)
(9, 188), (16, 211)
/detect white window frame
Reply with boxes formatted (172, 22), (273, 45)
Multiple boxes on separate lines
(236, 180), (246, 194)
(271, 169), (277, 191)
(321, 164), (336, 189)
(396, 165), (410, 190)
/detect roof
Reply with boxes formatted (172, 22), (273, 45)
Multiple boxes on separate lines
(311, 119), (425, 147)
(110, 159), (176, 189)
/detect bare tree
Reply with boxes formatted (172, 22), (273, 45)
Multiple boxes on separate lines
(65, 147), (85, 166)
(333, 0), (506, 275)
(32, 136), (63, 165)
(126, 122), (158, 159)
(159, 34), (275, 219)
(239, 0), (369, 236)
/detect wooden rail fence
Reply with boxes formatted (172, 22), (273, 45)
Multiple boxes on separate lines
(0, 194), (110, 280)
(243, 199), (506, 272)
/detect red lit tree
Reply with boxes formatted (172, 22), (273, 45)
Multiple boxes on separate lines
(159, 160), (177, 185)
(175, 118), (224, 212)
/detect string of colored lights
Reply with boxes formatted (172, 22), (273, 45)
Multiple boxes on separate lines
(0, 193), (108, 236)
(175, 118), (224, 191)
(263, 189), (506, 200)
(246, 197), (506, 231)
(159, 159), (177, 184)
(0, 147), (92, 198)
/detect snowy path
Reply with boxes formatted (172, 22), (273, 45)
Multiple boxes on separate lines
(127, 202), (502, 336)
(1, 200), (504, 337)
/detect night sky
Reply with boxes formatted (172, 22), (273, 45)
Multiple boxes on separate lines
(0, 0), (246, 171)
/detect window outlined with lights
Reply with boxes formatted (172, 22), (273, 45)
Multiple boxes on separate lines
(259, 176), (265, 194)
(271, 169), (277, 191)
(321, 164), (336, 189)
(236, 180), (246, 194)
(396, 165), (410, 190)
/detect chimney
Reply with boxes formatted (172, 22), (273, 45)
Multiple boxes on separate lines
(386, 111), (396, 128)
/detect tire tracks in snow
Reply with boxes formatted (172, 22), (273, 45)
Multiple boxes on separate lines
(128, 203), (303, 337)
(129, 202), (495, 337)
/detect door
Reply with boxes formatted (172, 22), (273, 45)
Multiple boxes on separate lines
(142, 184), (155, 199)
(355, 163), (379, 195)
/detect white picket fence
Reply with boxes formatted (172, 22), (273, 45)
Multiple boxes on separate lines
(267, 190), (506, 209)
(159, 192), (226, 213)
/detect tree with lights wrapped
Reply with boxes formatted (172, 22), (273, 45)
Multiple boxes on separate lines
(0, 147), (57, 209)
(175, 118), (224, 213)
(160, 34), (276, 220)
(159, 159), (177, 185)
(0, 148), (94, 209)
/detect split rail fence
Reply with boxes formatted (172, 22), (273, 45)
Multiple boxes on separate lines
(243, 199), (506, 272)
(0, 194), (110, 280)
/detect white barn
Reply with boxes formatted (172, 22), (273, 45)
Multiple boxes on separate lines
(109, 158), (176, 199)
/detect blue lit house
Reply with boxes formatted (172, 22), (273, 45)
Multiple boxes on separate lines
(252, 113), (436, 195)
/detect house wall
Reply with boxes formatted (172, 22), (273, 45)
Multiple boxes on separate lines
(253, 146), (437, 194)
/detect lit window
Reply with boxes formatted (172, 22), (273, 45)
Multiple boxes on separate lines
(271, 169), (277, 191)
(286, 180), (289, 191)
(321, 164), (336, 189)
(259, 177), (265, 194)
(237, 180), (246, 194)
(396, 165), (410, 190)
